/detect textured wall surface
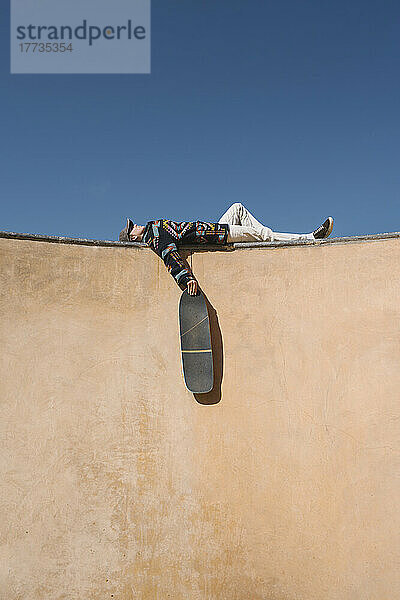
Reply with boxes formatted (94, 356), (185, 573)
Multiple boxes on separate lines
(0, 236), (399, 599)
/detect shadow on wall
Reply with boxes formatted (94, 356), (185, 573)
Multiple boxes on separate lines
(194, 293), (223, 406)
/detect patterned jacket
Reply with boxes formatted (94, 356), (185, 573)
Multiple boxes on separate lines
(142, 220), (229, 288)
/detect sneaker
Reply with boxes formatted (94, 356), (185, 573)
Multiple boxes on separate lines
(313, 217), (334, 239)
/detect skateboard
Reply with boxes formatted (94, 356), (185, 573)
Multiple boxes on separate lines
(179, 290), (213, 393)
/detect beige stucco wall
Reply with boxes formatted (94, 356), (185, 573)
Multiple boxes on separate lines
(0, 236), (399, 599)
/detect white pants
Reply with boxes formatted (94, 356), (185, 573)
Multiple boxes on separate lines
(218, 203), (314, 243)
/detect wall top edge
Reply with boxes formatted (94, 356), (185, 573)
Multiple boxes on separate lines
(1, 230), (399, 250)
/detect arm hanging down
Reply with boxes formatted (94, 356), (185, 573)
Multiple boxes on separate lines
(149, 234), (198, 294)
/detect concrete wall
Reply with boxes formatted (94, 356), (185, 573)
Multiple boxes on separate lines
(0, 236), (399, 599)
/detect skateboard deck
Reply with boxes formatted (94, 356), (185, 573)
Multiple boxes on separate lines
(179, 290), (213, 393)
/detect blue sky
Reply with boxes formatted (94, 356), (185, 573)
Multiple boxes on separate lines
(1, 0), (399, 240)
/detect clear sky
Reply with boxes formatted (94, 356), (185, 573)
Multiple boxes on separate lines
(1, 0), (399, 240)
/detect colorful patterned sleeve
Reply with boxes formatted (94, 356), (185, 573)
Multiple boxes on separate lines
(148, 224), (194, 288)
(162, 244), (194, 288)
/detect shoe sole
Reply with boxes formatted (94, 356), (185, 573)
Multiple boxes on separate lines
(324, 217), (334, 238)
